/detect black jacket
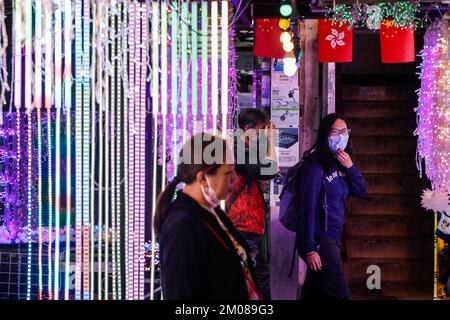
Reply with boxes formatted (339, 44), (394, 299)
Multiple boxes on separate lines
(159, 191), (259, 300)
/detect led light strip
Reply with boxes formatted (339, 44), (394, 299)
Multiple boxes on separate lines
(97, 0), (104, 300)
(104, 2), (111, 300)
(133, 2), (142, 300)
(111, 8), (117, 301)
(13, 0), (21, 162)
(74, 0), (83, 301)
(150, 0), (159, 301)
(171, 2), (178, 179)
(25, 0), (32, 301)
(116, 1), (125, 300)
(122, 1), (130, 300)
(181, 1), (188, 144)
(138, 1), (148, 300)
(219, 1), (229, 211)
(201, 1), (208, 132)
(221, 0), (228, 139)
(211, 1), (219, 135)
(89, 1), (97, 300)
(82, 0), (91, 301)
(54, 0), (63, 300)
(13, 1), (22, 240)
(151, 112), (158, 300)
(44, 2), (53, 300)
(154, 0), (166, 301)
(160, 0), (167, 185)
(37, 111), (43, 299)
(64, 0), (73, 301)
(132, 2), (139, 300)
(35, 0), (43, 301)
(191, 2), (198, 132)
(128, 1), (136, 299)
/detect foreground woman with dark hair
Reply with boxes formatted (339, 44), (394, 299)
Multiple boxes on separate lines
(296, 113), (368, 300)
(155, 133), (261, 300)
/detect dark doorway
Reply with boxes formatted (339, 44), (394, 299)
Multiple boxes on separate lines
(336, 30), (434, 300)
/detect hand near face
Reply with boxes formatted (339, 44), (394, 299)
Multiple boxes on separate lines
(265, 121), (276, 143)
(335, 149), (353, 169)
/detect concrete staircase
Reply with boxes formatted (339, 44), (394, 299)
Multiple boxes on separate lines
(340, 84), (434, 300)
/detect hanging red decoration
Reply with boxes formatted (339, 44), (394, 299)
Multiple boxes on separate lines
(318, 19), (353, 63)
(380, 19), (415, 63)
(253, 18), (285, 59)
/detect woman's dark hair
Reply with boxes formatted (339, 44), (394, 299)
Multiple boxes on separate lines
(304, 113), (353, 172)
(238, 108), (269, 130)
(154, 133), (228, 237)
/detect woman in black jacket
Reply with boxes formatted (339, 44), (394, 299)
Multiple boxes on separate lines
(154, 133), (261, 300)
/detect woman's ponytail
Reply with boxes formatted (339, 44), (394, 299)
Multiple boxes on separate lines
(154, 177), (180, 238)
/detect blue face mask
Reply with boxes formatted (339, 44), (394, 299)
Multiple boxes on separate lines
(328, 134), (349, 153)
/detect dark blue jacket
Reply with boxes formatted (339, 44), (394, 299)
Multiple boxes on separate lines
(296, 154), (367, 258)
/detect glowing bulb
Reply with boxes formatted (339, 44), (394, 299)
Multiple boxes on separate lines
(283, 52), (296, 65)
(283, 41), (294, 52)
(284, 63), (297, 77)
(280, 32), (291, 43)
(280, 3), (293, 17)
(279, 19), (290, 30)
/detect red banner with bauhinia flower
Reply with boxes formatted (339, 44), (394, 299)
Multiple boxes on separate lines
(318, 19), (353, 63)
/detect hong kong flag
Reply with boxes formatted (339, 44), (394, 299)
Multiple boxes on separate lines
(380, 20), (415, 63)
(253, 18), (285, 59)
(318, 19), (353, 63)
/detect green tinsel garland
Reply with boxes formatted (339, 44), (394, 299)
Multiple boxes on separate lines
(325, 1), (422, 30)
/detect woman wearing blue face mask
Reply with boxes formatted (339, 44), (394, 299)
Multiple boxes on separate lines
(154, 133), (261, 300)
(295, 113), (367, 300)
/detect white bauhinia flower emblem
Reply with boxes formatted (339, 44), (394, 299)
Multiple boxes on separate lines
(325, 29), (345, 49)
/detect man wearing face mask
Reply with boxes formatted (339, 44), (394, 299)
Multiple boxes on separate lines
(295, 113), (367, 300)
(226, 109), (278, 301)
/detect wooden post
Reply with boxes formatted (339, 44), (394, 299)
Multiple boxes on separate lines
(322, 63), (336, 115)
(299, 19), (320, 157)
(297, 19), (321, 298)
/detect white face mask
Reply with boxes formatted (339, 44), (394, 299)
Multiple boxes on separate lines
(328, 134), (349, 154)
(200, 176), (220, 208)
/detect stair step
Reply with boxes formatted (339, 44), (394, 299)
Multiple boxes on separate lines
(354, 154), (418, 174)
(348, 281), (433, 300)
(346, 237), (433, 260)
(344, 258), (432, 283)
(342, 85), (415, 101)
(342, 101), (416, 118)
(345, 215), (434, 238)
(348, 117), (417, 137)
(351, 136), (417, 155)
(347, 194), (425, 216)
(363, 174), (427, 195)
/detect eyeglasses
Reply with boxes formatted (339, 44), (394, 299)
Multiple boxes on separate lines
(329, 128), (351, 136)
